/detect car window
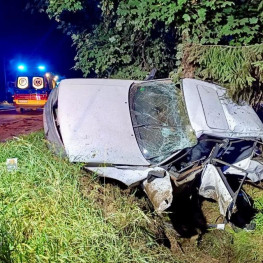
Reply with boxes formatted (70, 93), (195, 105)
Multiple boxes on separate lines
(129, 80), (197, 163)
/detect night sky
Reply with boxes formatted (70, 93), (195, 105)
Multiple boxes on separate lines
(0, 0), (82, 99)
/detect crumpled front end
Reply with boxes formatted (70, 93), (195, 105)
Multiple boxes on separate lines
(167, 136), (263, 228)
(177, 78), (263, 227)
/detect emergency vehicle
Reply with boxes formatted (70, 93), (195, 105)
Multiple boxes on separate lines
(13, 74), (56, 113)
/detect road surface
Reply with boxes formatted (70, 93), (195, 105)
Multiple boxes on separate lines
(0, 109), (44, 142)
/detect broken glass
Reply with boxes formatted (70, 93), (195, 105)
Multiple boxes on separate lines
(129, 80), (197, 163)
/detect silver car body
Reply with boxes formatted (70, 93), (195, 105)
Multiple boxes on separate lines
(57, 78), (148, 165)
(183, 79), (263, 138)
(44, 78), (263, 221)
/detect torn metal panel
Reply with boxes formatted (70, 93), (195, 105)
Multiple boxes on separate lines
(199, 164), (234, 217)
(143, 173), (173, 213)
(86, 166), (166, 187)
(225, 158), (263, 182)
(183, 78), (263, 138)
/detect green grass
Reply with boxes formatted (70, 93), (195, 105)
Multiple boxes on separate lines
(0, 132), (175, 263)
(1, 132), (263, 263)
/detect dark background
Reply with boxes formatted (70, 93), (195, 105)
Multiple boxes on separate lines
(0, 0), (82, 100)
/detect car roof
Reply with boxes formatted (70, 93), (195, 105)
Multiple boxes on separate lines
(57, 78), (150, 165)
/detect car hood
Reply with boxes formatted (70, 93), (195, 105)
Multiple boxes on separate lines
(182, 78), (263, 138)
(57, 79), (149, 165)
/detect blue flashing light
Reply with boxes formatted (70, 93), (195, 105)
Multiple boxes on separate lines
(38, 65), (46, 71)
(18, 64), (26, 71)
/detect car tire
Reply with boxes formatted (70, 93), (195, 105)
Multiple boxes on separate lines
(43, 88), (66, 157)
(15, 107), (24, 113)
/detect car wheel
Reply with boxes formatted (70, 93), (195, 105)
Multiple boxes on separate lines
(43, 88), (66, 157)
(15, 107), (24, 113)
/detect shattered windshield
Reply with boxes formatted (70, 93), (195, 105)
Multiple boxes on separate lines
(129, 80), (197, 163)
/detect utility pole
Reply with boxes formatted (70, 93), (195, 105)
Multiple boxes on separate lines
(0, 57), (4, 102)
(3, 57), (6, 100)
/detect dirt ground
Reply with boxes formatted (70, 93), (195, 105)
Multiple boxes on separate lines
(0, 109), (44, 142)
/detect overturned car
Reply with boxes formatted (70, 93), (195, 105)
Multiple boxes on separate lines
(44, 78), (263, 229)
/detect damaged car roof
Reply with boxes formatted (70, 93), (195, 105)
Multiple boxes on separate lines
(56, 78), (148, 165)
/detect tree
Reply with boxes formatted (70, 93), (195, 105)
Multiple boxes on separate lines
(31, 0), (263, 103)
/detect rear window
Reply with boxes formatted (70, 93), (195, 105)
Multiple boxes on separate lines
(129, 80), (197, 163)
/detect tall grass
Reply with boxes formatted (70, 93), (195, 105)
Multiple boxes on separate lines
(0, 132), (175, 263)
(1, 132), (263, 263)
